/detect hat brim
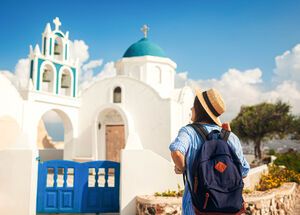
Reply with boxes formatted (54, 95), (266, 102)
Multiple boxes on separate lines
(195, 88), (222, 127)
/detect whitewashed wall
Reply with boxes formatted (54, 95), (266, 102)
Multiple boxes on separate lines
(243, 164), (268, 190)
(78, 76), (173, 160)
(120, 149), (183, 215)
(0, 149), (38, 215)
(0, 74), (23, 146)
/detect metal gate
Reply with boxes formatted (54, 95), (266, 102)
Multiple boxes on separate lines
(36, 160), (120, 213)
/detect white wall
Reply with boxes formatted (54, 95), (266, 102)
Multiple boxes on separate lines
(0, 149), (38, 215)
(0, 74), (23, 130)
(115, 56), (177, 98)
(78, 76), (172, 160)
(243, 164), (268, 190)
(170, 87), (194, 143)
(120, 149), (183, 215)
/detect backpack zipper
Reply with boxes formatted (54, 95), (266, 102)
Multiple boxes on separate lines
(203, 192), (209, 209)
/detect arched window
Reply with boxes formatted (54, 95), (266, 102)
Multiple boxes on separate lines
(113, 87), (122, 103)
(153, 66), (162, 84)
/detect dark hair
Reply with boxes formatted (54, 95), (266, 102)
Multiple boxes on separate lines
(193, 96), (216, 124)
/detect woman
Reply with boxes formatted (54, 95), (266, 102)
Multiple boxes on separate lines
(169, 88), (250, 215)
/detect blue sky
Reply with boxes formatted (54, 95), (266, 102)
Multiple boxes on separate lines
(1, 0), (300, 81)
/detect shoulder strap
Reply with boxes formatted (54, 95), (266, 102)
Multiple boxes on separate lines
(220, 128), (230, 142)
(189, 123), (208, 141)
(183, 123), (208, 200)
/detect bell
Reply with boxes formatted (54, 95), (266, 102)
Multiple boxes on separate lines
(54, 42), (60, 55)
(42, 70), (51, 82)
(61, 74), (70, 88)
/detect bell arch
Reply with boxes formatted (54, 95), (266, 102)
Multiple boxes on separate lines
(54, 36), (64, 61)
(40, 61), (57, 93)
(58, 66), (73, 96)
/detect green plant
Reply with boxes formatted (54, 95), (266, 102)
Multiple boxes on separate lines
(274, 151), (300, 173)
(256, 164), (300, 191)
(154, 184), (184, 197)
(243, 188), (252, 194)
(267, 149), (276, 156)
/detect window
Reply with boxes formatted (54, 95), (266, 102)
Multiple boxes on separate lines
(153, 66), (162, 84)
(113, 87), (122, 103)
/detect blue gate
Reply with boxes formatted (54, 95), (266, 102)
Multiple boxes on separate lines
(36, 160), (120, 213)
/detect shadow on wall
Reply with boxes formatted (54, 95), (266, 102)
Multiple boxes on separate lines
(0, 115), (23, 149)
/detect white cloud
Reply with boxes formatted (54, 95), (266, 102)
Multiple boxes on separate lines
(80, 59), (104, 83)
(186, 68), (265, 122)
(69, 40), (89, 65)
(264, 81), (300, 114)
(96, 61), (116, 80)
(0, 58), (30, 89)
(82, 59), (103, 71)
(80, 61), (116, 91)
(274, 44), (300, 83)
(175, 71), (188, 88)
(68, 40), (109, 84)
(15, 58), (30, 88)
(182, 57), (300, 122)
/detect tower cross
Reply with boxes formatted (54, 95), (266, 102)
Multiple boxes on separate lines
(53, 17), (61, 30)
(141, 24), (150, 38)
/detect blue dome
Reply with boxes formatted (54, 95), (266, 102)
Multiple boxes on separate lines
(123, 38), (166, 58)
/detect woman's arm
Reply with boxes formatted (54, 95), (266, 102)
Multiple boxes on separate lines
(169, 127), (191, 174)
(171, 150), (185, 172)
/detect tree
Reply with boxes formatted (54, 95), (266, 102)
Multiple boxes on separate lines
(231, 101), (294, 160)
(292, 116), (300, 140)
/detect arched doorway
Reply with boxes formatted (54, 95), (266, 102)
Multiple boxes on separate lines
(97, 108), (125, 162)
(37, 109), (73, 161)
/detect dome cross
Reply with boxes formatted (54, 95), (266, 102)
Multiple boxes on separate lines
(141, 24), (150, 38)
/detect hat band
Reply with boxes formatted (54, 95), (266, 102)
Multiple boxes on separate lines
(203, 91), (221, 117)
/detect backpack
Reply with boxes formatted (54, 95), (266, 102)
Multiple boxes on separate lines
(183, 123), (245, 215)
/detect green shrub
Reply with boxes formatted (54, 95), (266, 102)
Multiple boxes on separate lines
(154, 184), (183, 197)
(274, 151), (300, 173)
(267, 149), (276, 156)
(256, 164), (300, 191)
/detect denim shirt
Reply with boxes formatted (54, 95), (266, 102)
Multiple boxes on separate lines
(169, 124), (250, 215)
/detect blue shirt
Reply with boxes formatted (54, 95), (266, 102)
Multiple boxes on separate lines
(169, 124), (250, 215)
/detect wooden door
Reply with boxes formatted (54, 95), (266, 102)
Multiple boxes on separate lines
(105, 125), (125, 162)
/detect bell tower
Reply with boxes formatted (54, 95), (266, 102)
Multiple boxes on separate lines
(28, 17), (79, 97)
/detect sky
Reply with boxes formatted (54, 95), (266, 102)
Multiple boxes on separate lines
(1, 0), (300, 81)
(1, 0), (300, 140)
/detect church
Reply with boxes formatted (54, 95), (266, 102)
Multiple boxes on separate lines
(0, 17), (194, 214)
(13, 17), (194, 162)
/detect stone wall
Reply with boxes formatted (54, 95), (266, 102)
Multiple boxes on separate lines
(136, 196), (181, 215)
(136, 183), (299, 215)
(244, 182), (299, 215)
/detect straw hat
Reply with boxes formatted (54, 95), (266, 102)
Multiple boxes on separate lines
(195, 88), (226, 127)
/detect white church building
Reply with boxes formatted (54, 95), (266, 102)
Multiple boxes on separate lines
(0, 18), (194, 214)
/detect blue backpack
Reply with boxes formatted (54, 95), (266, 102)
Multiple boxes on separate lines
(184, 123), (245, 214)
